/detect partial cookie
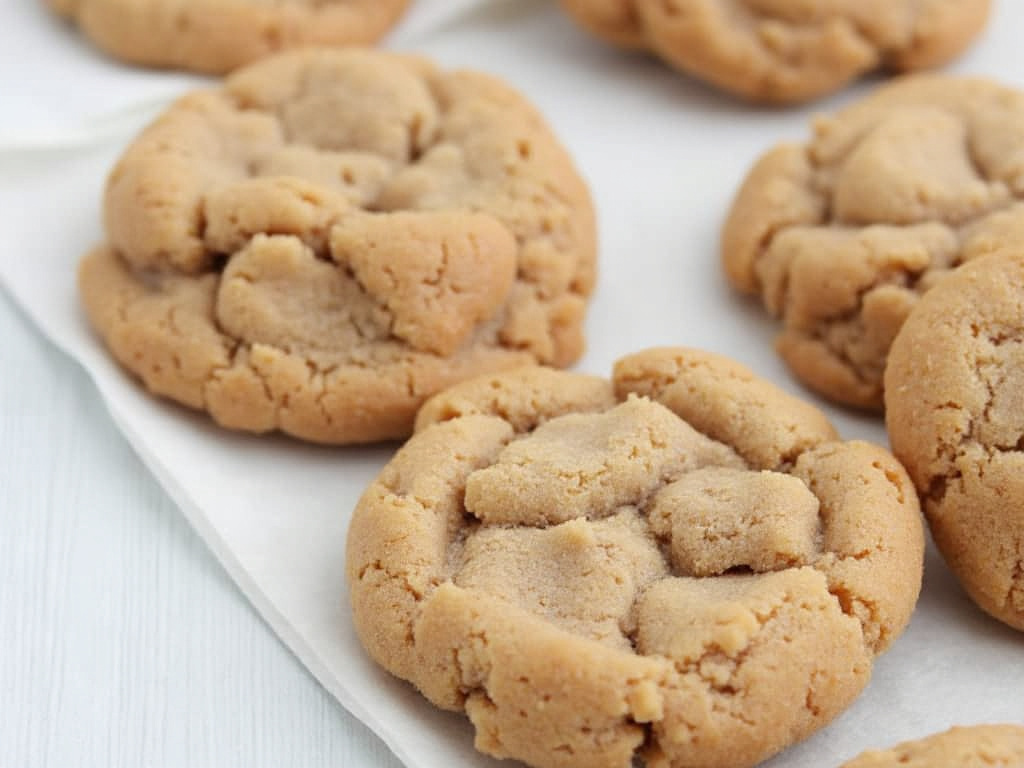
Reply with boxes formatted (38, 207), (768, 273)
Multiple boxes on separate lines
(559, 1), (990, 104)
(840, 725), (1024, 767)
(47, 0), (409, 73)
(79, 49), (596, 444)
(886, 250), (1024, 631)
(348, 348), (925, 768)
(723, 75), (1024, 410)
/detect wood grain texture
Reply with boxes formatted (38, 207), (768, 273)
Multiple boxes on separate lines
(0, 293), (403, 767)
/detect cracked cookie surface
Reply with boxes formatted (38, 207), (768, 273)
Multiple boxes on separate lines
(558, 0), (989, 104)
(840, 724), (1024, 767)
(723, 76), (1024, 410)
(78, 49), (596, 444)
(347, 349), (925, 768)
(46, 0), (409, 73)
(886, 250), (1024, 632)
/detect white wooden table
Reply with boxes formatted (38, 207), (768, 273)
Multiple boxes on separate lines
(0, 294), (402, 767)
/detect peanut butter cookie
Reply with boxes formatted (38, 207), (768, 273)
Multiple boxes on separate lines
(723, 75), (1024, 410)
(347, 349), (925, 768)
(840, 725), (1024, 767)
(559, 0), (990, 104)
(886, 250), (1024, 632)
(46, 0), (409, 73)
(79, 49), (596, 444)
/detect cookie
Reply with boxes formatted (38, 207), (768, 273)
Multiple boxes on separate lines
(723, 75), (1024, 410)
(347, 349), (925, 768)
(79, 49), (596, 445)
(46, 0), (409, 73)
(885, 250), (1024, 631)
(558, 0), (990, 104)
(840, 725), (1024, 767)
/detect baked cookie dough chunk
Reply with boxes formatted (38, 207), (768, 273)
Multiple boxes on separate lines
(723, 76), (1024, 410)
(348, 349), (925, 768)
(840, 725), (1024, 767)
(79, 49), (596, 444)
(886, 250), (1024, 631)
(46, 0), (409, 73)
(558, 0), (990, 104)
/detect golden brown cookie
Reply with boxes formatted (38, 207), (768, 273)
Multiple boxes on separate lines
(886, 250), (1024, 632)
(46, 0), (409, 73)
(79, 49), (596, 444)
(839, 725), (1024, 767)
(723, 75), (1024, 410)
(347, 348), (925, 768)
(558, 0), (990, 104)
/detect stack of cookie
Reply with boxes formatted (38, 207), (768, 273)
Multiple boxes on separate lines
(57, 0), (1023, 766)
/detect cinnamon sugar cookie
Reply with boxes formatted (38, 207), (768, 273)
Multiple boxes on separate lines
(347, 349), (925, 768)
(724, 75), (1024, 410)
(840, 725), (1024, 767)
(886, 250), (1024, 631)
(79, 49), (596, 444)
(46, 0), (409, 73)
(559, 0), (990, 104)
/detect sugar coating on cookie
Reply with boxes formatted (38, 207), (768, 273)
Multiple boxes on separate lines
(723, 76), (1024, 410)
(347, 350), (925, 768)
(558, 0), (990, 104)
(47, 0), (410, 73)
(886, 250), (1024, 632)
(840, 724), (1024, 767)
(79, 50), (596, 444)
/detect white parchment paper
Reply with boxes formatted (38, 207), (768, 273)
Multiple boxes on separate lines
(1, 2), (1021, 765)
